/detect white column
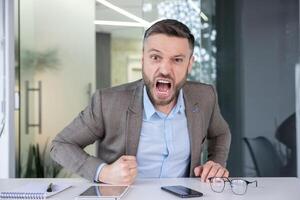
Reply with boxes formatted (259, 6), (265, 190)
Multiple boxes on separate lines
(0, 0), (15, 178)
(296, 64), (300, 177)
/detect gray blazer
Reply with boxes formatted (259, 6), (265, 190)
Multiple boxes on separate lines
(50, 80), (231, 181)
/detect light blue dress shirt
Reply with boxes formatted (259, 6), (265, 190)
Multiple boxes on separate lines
(94, 87), (191, 181)
(136, 87), (191, 178)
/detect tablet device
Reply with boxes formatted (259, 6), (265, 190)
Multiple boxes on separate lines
(78, 185), (129, 199)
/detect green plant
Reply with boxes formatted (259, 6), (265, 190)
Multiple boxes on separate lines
(21, 48), (60, 72)
(23, 139), (62, 178)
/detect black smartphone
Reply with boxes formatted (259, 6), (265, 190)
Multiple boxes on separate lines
(161, 185), (203, 198)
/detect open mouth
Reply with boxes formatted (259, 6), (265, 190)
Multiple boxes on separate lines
(155, 79), (172, 98)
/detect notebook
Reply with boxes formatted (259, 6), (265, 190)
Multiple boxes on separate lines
(0, 182), (71, 199)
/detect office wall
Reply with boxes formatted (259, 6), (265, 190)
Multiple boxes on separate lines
(297, 0), (300, 177)
(296, 64), (300, 177)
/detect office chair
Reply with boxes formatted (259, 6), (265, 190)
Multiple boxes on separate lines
(244, 136), (282, 177)
(275, 113), (296, 176)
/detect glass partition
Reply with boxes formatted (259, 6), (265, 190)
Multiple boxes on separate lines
(16, 0), (96, 178)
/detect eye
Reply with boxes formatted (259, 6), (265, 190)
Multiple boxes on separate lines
(174, 58), (183, 63)
(150, 54), (161, 61)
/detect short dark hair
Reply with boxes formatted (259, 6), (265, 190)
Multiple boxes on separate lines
(143, 19), (195, 54)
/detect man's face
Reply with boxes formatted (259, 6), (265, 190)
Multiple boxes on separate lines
(142, 34), (194, 107)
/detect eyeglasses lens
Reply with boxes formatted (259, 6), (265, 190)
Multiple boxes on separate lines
(210, 177), (225, 193)
(231, 180), (247, 195)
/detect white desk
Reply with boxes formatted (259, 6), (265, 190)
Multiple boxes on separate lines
(0, 177), (299, 200)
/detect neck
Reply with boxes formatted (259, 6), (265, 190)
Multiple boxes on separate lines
(155, 99), (177, 114)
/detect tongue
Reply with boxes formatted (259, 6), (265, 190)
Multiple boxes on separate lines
(157, 82), (169, 92)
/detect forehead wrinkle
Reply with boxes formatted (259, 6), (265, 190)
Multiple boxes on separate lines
(144, 34), (191, 57)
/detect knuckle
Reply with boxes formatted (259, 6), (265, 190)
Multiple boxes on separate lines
(121, 170), (129, 177)
(213, 162), (220, 167)
(131, 156), (136, 160)
(124, 176), (134, 184)
(123, 177), (129, 182)
(133, 162), (138, 167)
(120, 163), (128, 169)
(119, 163), (124, 169)
(118, 158), (124, 163)
(119, 155), (125, 161)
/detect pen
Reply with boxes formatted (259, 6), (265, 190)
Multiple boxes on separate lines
(47, 183), (53, 192)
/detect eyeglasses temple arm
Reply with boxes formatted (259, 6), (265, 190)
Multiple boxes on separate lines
(246, 180), (258, 187)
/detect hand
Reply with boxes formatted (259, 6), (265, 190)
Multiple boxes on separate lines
(194, 161), (229, 183)
(98, 155), (137, 185)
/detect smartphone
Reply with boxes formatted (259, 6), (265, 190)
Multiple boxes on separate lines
(161, 185), (203, 198)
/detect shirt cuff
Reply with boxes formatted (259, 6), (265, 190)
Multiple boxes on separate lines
(94, 163), (107, 183)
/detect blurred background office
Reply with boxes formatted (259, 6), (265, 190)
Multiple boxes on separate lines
(0, 0), (299, 178)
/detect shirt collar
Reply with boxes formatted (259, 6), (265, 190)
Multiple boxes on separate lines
(143, 86), (185, 120)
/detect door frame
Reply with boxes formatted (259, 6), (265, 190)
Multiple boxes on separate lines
(0, 0), (15, 178)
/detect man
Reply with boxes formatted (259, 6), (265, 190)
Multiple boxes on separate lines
(50, 19), (231, 185)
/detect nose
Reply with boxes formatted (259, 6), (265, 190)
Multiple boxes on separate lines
(158, 60), (172, 76)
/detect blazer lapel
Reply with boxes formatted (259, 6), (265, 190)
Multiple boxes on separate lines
(125, 81), (143, 156)
(183, 86), (204, 177)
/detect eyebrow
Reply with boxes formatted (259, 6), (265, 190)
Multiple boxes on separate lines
(147, 48), (161, 53)
(147, 48), (186, 58)
(173, 54), (186, 58)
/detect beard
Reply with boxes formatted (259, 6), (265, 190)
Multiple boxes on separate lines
(142, 68), (188, 106)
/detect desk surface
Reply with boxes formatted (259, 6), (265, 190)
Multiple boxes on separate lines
(0, 177), (299, 200)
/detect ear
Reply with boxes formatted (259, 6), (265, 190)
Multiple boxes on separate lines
(141, 54), (144, 67)
(187, 55), (195, 73)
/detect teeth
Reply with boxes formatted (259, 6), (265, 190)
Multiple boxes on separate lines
(157, 80), (170, 84)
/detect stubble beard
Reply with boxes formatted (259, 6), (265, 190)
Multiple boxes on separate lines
(142, 68), (188, 107)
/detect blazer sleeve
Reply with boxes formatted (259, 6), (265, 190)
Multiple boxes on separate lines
(206, 86), (231, 167)
(50, 89), (105, 181)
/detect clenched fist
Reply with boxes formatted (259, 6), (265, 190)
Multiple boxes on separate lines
(98, 155), (138, 185)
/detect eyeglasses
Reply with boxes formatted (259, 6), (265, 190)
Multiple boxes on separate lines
(208, 177), (258, 195)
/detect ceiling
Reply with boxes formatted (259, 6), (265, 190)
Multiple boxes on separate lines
(94, 0), (212, 39)
(95, 0), (162, 39)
